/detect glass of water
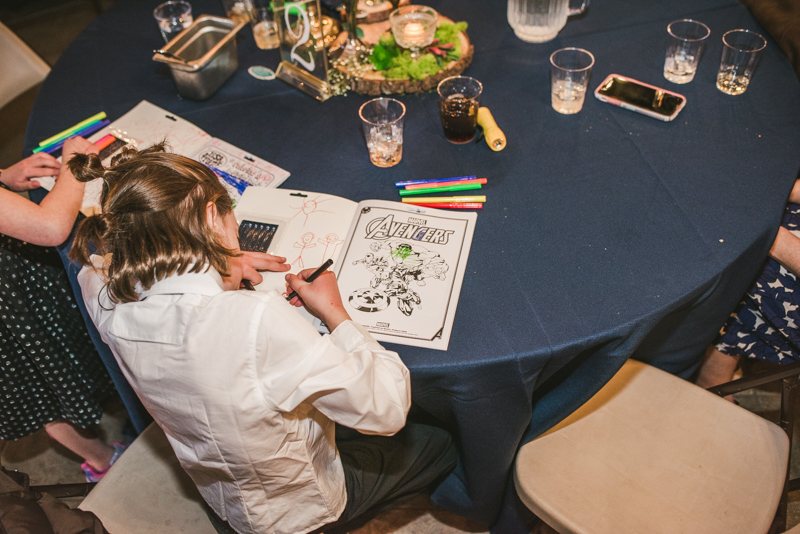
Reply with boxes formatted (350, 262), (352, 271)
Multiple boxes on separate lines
(550, 47), (594, 115)
(664, 19), (710, 84)
(153, 1), (193, 43)
(359, 98), (406, 168)
(716, 29), (767, 95)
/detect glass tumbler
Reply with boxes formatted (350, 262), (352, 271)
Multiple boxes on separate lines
(153, 1), (193, 43)
(359, 98), (406, 168)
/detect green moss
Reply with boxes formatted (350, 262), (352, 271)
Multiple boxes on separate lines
(368, 21), (468, 80)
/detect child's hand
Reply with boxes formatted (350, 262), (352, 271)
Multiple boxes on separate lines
(239, 252), (290, 286)
(285, 269), (351, 331)
(0, 153), (61, 191)
(62, 137), (99, 161)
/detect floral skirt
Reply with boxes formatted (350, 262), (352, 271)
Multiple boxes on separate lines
(715, 203), (800, 364)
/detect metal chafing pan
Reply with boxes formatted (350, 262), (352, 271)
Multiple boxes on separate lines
(153, 15), (246, 101)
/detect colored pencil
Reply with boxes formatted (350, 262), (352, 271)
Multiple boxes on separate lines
(399, 183), (482, 196)
(94, 134), (116, 151)
(404, 202), (483, 209)
(38, 112), (107, 147)
(405, 178), (486, 190)
(36, 120), (111, 154)
(395, 175), (477, 188)
(401, 195), (486, 203)
(285, 259), (334, 301)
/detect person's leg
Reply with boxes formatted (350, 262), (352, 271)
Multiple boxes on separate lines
(329, 422), (457, 530)
(44, 420), (114, 472)
(694, 345), (740, 390)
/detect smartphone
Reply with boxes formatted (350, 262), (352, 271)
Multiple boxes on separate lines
(594, 74), (686, 122)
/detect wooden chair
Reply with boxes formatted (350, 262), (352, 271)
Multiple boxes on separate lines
(514, 359), (800, 534)
(79, 422), (216, 534)
(0, 21), (49, 110)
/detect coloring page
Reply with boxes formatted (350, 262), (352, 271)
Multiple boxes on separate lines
(235, 187), (357, 294)
(40, 101), (289, 215)
(188, 139), (290, 204)
(333, 201), (476, 350)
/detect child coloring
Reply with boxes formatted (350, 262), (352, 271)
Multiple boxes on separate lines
(70, 143), (456, 534)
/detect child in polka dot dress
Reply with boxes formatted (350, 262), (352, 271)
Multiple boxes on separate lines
(0, 138), (124, 482)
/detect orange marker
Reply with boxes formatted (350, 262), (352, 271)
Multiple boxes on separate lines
(94, 134), (116, 150)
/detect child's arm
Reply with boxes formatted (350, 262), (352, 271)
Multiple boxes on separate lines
(0, 138), (98, 246)
(285, 268), (351, 331)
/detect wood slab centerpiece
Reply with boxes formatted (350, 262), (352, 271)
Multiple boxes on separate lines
(335, 16), (473, 95)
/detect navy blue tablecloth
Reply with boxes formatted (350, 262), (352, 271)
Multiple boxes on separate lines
(27, 0), (800, 530)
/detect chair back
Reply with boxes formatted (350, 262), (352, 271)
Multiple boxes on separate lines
(0, 22), (50, 110)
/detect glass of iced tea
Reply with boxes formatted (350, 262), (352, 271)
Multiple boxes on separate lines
(437, 76), (483, 144)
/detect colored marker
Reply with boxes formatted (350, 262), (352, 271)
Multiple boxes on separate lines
(395, 175), (477, 188)
(37, 120), (111, 154)
(405, 178), (486, 190)
(285, 259), (334, 301)
(38, 112), (107, 147)
(399, 183), (482, 196)
(94, 134), (117, 151)
(404, 202), (483, 209)
(402, 195), (486, 203)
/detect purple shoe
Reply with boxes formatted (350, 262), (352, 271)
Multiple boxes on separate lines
(82, 442), (128, 482)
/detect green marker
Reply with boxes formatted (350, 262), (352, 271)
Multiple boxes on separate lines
(38, 112), (107, 147)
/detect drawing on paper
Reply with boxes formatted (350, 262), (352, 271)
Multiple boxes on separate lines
(292, 232), (316, 268)
(291, 195), (335, 226)
(350, 240), (449, 316)
(318, 233), (344, 260)
(198, 150), (227, 168)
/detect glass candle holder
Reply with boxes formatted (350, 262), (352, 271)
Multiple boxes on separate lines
(390, 5), (438, 59)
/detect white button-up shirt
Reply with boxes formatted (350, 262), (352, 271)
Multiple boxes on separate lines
(78, 256), (411, 534)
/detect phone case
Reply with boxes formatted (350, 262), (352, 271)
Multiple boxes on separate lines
(594, 74), (686, 122)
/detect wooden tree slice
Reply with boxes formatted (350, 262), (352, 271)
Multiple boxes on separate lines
(338, 16), (473, 96)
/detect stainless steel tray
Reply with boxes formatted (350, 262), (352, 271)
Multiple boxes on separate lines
(153, 15), (246, 100)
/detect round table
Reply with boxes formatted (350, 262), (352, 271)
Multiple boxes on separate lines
(27, 0), (800, 531)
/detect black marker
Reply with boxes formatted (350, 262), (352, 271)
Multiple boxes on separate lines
(285, 259), (334, 301)
(242, 279), (256, 291)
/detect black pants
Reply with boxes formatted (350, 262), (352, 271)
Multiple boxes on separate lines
(206, 422), (457, 534)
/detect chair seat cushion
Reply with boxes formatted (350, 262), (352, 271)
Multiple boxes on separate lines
(79, 423), (216, 534)
(514, 360), (789, 534)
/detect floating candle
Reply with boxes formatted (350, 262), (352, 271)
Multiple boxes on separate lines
(404, 22), (425, 41)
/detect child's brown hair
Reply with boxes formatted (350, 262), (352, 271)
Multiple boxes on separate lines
(69, 143), (237, 304)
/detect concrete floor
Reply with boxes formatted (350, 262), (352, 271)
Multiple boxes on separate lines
(2, 2), (800, 533)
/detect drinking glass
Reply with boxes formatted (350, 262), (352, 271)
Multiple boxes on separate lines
(716, 29), (767, 95)
(437, 76), (483, 144)
(507, 0), (589, 44)
(550, 47), (594, 114)
(663, 19), (710, 84)
(220, 0), (252, 25)
(390, 5), (438, 60)
(359, 98), (406, 168)
(251, 0), (279, 49)
(153, 1), (193, 43)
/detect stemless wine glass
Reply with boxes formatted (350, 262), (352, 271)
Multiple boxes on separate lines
(390, 5), (438, 60)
